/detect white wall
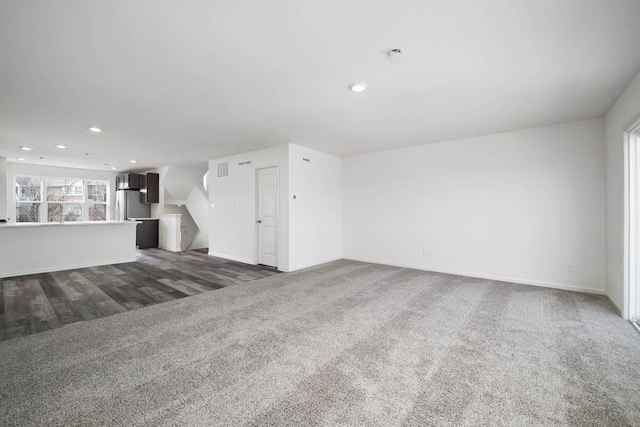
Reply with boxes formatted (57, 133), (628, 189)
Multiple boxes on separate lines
(288, 145), (342, 270)
(0, 157), (7, 220)
(186, 183), (209, 250)
(208, 144), (290, 270)
(343, 118), (606, 294)
(6, 163), (119, 222)
(605, 70), (640, 311)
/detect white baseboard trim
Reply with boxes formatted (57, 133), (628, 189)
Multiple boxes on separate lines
(159, 245), (181, 252)
(207, 251), (257, 265)
(344, 257), (605, 296)
(0, 257), (137, 279)
(287, 257), (343, 272)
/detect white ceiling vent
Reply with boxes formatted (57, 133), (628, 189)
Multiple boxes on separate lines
(217, 162), (229, 178)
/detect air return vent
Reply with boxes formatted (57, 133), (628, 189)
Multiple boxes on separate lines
(217, 162), (229, 178)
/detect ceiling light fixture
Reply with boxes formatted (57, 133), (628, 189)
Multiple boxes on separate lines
(349, 82), (367, 93)
(20, 146), (33, 151)
(16, 157), (25, 161)
(55, 144), (67, 149)
(387, 48), (403, 58)
(89, 127), (102, 133)
(129, 160), (138, 164)
(110, 166), (118, 170)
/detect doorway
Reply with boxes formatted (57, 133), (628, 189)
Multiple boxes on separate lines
(256, 166), (278, 267)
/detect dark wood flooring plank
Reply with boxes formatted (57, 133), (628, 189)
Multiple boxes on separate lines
(97, 283), (136, 307)
(48, 297), (83, 325)
(68, 299), (102, 321)
(163, 266), (235, 288)
(50, 271), (86, 301)
(177, 279), (219, 294)
(37, 274), (68, 301)
(157, 278), (198, 296)
(21, 279), (61, 334)
(105, 265), (127, 275)
(139, 287), (176, 303)
(123, 301), (145, 310)
(4, 280), (28, 340)
(67, 272), (126, 316)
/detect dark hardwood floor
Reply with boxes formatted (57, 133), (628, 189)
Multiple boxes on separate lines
(0, 249), (279, 342)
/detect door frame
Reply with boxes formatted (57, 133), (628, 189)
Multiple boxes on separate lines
(255, 164), (280, 267)
(623, 113), (640, 321)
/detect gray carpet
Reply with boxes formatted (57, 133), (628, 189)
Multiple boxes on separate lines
(1, 260), (639, 426)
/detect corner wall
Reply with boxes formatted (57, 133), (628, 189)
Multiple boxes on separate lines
(288, 145), (342, 270)
(208, 144), (290, 270)
(343, 118), (606, 294)
(605, 69), (640, 312)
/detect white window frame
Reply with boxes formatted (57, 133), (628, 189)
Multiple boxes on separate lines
(14, 175), (111, 223)
(623, 113), (640, 325)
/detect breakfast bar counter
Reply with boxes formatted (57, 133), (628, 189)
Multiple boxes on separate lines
(0, 221), (139, 278)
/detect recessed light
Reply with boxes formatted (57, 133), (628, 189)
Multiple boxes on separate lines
(89, 127), (102, 133)
(16, 157), (25, 161)
(110, 166), (118, 170)
(349, 83), (367, 93)
(20, 146), (33, 151)
(129, 160), (138, 164)
(55, 144), (67, 149)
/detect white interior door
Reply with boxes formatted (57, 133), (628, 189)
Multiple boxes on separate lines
(257, 167), (278, 267)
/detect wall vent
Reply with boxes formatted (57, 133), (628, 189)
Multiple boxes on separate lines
(217, 162), (229, 178)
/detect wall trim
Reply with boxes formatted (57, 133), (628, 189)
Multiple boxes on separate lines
(159, 244), (181, 252)
(344, 257), (605, 295)
(0, 257), (137, 279)
(207, 251), (257, 265)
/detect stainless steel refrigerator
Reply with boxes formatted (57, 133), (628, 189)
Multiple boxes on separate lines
(115, 190), (150, 221)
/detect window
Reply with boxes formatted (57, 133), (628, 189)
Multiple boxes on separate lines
(14, 175), (110, 223)
(47, 178), (84, 222)
(87, 180), (108, 221)
(15, 176), (42, 222)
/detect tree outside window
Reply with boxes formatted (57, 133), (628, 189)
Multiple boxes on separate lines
(14, 176), (110, 223)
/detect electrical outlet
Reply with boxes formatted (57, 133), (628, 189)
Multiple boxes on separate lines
(566, 263), (573, 273)
(422, 250), (428, 257)
(422, 249), (433, 257)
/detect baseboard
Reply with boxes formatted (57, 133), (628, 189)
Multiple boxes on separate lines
(207, 251), (257, 265)
(287, 257), (343, 272)
(159, 244), (181, 252)
(343, 257), (605, 296)
(0, 257), (137, 279)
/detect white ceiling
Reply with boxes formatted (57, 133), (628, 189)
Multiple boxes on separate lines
(1, 0), (640, 171)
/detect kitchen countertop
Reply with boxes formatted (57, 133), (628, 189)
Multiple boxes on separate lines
(0, 221), (140, 229)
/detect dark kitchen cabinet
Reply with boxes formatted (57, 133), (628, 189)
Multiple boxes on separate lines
(135, 219), (159, 249)
(140, 173), (160, 204)
(118, 173), (142, 190)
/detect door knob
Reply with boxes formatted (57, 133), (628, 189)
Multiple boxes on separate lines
(256, 220), (262, 223)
